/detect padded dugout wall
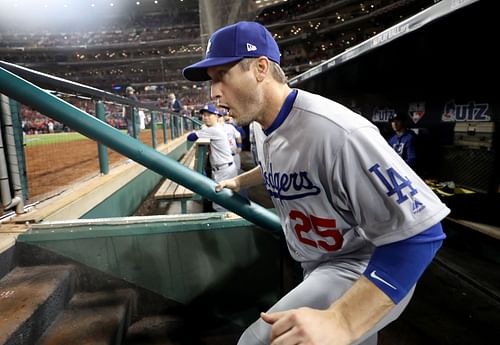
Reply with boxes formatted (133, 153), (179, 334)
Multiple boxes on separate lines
(291, 0), (498, 187)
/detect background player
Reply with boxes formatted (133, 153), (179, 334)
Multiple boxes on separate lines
(183, 21), (450, 345)
(187, 103), (237, 212)
(388, 113), (417, 169)
(217, 106), (243, 172)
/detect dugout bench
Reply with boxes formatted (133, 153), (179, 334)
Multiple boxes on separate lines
(154, 138), (209, 213)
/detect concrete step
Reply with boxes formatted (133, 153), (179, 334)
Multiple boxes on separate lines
(0, 265), (74, 345)
(124, 315), (186, 345)
(124, 314), (243, 345)
(37, 289), (136, 345)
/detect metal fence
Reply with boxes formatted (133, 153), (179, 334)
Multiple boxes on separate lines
(2, 93), (200, 205)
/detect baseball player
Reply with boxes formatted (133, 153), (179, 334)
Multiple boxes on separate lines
(187, 103), (237, 212)
(183, 21), (450, 345)
(388, 113), (418, 169)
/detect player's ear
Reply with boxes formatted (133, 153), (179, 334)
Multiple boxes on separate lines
(254, 56), (270, 82)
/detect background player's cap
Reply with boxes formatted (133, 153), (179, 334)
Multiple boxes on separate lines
(183, 21), (281, 81)
(125, 86), (135, 93)
(389, 113), (405, 122)
(217, 107), (228, 116)
(199, 103), (219, 116)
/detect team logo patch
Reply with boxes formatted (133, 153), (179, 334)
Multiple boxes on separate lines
(408, 102), (425, 124)
(369, 163), (425, 214)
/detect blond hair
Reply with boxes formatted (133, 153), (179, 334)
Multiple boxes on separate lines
(239, 58), (288, 84)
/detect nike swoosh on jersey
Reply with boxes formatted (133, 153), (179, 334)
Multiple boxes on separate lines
(370, 270), (397, 290)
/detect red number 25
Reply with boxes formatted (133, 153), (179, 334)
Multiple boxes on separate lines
(289, 210), (343, 252)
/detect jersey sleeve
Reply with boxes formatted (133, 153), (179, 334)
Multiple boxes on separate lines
(187, 132), (198, 141)
(363, 222), (445, 303)
(194, 126), (222, 140)
(232, 125), (242, 139)
(331, 126), (449, 246)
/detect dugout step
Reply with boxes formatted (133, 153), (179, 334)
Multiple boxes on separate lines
(0, 265), (75, 345)
(124, 314), (243, 345)
(37, 289), (136, 345)
(124, 315), (187, 345)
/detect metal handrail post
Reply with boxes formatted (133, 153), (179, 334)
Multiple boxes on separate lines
(151, 111), (157, 149)
(95, 101), (109, 175)
(162, 113), (167, 144)
(132, 108), (138, 139)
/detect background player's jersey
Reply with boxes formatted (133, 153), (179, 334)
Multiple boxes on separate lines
(194, 125), (234, 167)
(223, 122), (242, 171)
(253, 90), (450, 263)
(388, 129), (417, 168)
(222, 123), (241, 154)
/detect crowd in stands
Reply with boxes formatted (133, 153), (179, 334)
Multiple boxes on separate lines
(20, 88), (209, 136)
(0, 7), (201, 91)
(1, 0), (437, 92)
(257, 0), (437, 78)
(0, 24), (200, 50)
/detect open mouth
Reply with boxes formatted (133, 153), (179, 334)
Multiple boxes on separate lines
(218, 104), (231, 116)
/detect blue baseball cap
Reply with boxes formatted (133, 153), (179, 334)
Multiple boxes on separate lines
(199, 103), (220, 116)
(389, 113), (406, 122)
(218, 107), (228, 116)
(183, 21), (281, 81)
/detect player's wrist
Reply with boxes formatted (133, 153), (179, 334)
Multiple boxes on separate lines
(328, 276), (394, 342)
(322, 308), (355, 344)
(233, 177), (242, 191)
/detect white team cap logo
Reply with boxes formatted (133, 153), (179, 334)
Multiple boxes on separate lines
(206, 40), (212, 54)
(246, 43), (257, 52)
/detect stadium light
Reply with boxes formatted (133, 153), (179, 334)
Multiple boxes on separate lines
(0, 0), (136, 30)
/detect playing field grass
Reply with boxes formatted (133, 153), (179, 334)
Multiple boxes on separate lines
(24, 130), (127, 147)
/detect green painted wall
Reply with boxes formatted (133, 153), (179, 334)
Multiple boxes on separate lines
(82, 141), (190, 219)
(19, 216), (287, 326)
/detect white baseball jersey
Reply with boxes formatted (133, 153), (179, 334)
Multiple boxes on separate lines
(194, 124), (234, 168)
(223, 122), (242, 171)
(194, 124), (237, 212)
(239, 89), (448, 345)
(253, 89), (450, 264)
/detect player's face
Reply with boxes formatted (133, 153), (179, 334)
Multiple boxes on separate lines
(391, 119), (403, 132)
(202, 112), (218, 127)
(208, 60), (265, 127)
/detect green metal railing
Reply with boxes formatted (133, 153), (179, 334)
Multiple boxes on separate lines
(0, 66), (282, 233)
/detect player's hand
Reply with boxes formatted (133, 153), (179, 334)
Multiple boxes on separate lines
(261, 308), (352, 345)
(215, 178), (240, 192)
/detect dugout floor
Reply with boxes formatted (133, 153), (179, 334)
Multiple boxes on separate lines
(379, 244), (500, 344)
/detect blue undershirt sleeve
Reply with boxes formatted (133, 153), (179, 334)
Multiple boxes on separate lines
(187, 132), (198, 141)
(363, 222), (446, 304)
(406, 134), (417, 168)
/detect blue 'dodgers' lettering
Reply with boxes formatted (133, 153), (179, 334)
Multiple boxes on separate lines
(259, 162), (321, 200)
